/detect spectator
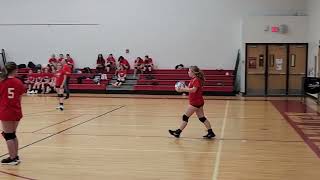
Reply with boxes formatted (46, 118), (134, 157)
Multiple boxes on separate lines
(133, 57), (144, 77)
(58, 54), (65, 63)
(118, 56), (130, 70)
(143, 55), (154, 73)
(66, 54), (75, 71)
(26, 69), (35, 94)
(31, 69), (43, 94)
(112, 65), (127, 88)
(96, 54), (105, 73)
(41, 68), (53, 94)
(48, 54), (57, 67)
(106, 54), (116, 73)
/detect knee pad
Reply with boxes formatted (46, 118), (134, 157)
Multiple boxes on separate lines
(182, 115), (189, 122)
(199, 117), (207, 123)
(58, 94), (64, 98)
(2, 132), (16, 141)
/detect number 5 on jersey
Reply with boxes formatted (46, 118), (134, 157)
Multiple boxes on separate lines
(8, 88), (14, 99)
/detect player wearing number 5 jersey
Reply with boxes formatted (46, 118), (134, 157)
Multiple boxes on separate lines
(0, 62), (25, 165)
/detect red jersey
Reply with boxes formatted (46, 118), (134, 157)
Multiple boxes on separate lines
(119, 59), (130, 69)
(27, 74), (35, 82)
(0, 77), (25, 121)
(144, 58), (153, 65)
(55, 69), (66, 87)
(41, 73), (53, 81)
(66, 58), (74, 66)
(106, 57), (116, 65)
(97, 58), (105, 65)
(135, 59), (144, 65)
(188, 78), (204, 106)
(63, 64), (72, 76)
(58, 58), (65, 63)
(49, 58), (57, 64)
(118, 70), (127, 77)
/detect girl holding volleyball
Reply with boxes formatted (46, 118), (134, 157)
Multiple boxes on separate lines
(169, 66), (215, 139)
(0, 62), (25, 165)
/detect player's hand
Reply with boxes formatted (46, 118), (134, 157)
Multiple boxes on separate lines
(60, 85), (64, 89)
(177, 87), (184, 92)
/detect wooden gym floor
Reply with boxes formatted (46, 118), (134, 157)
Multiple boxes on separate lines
(0, 94), (319, 180)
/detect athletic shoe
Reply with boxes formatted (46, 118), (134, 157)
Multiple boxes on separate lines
(1, 157), (20, 165)
(203, 130), (216, 139)
(15, 156), (20, 162)
(168, 129), (181, 138)
(59, 105), (64, 111)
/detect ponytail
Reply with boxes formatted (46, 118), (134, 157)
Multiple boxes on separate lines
(189, 66), (205, 86)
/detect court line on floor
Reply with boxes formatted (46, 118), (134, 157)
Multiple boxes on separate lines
(14, 132), (304, 143)
(31, 115), (83, 133)
(23, 145), (216, 154)
(212, 100), (229, 180)
(0, 105), (125, 158)
(0, 170), (37, 180)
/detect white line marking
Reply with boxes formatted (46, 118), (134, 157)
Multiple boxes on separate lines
(212, 100), (229, 180)
(29, 146), (216, 154)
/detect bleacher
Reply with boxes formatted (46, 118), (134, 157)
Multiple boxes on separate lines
(18, 68), (235, 95)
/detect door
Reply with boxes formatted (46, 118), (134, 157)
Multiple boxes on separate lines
(267, 45), (287, 95)
(288, 44), (307, 95)
(246, 45), (266, 95)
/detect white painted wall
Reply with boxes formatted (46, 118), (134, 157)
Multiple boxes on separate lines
(0, 0), (306, 70)
(307, 0), (320, 77)
(241, 16), (308, 92)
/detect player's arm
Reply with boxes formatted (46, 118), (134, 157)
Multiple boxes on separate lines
(180, 86), (197, 93)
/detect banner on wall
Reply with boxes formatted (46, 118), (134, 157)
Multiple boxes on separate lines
(248, 57), (257, 69)
(275, 59), (283, 71)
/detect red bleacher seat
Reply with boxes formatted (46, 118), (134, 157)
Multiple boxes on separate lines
(134, 85), (233, 92)
(69, 84), (107, 90)
(137, 79), (233, 86)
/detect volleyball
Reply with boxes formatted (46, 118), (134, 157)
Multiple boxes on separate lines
(175, 81), (186, 91)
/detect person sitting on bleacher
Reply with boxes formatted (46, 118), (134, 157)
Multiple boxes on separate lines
(118, 56), (130, 70)
(134, 57), (144, 77)
(106, 54), (116, 73)
(143, 55), (154, 73)
(112, 65), (127, 88)
(30, 69), (43, 94)
(41, 67), (54, 94)
(58, 54), (65, 63)
(26, 69), (35, 94)
(66, 54), (75, 71)
(96, 54), (105, 73)
(48, 54), (57, 68)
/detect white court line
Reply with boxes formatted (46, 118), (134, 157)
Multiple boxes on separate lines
(212, 100), (229, 180)
(29, 145), (216, 154)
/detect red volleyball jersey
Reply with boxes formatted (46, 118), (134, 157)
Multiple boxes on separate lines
(49, 58), (57, 64)
(97, 58), (105, 65)
(135, 59), (144, 65)
(188, 78), (204, 106)
(55, 69), (66, 86)
(119, 59), (130, 69)
(0, 77), (25, 121)
(27, 74), (35, 82)
(106, 57), (116, 65)
(63, 64), (72, 76)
